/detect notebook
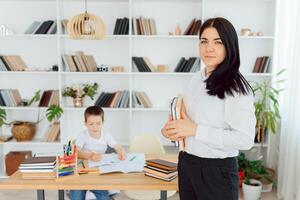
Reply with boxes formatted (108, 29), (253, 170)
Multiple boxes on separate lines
(20, 156), (56, 166)
(88, 153), (145, 174)
(146, 159), (177, 171)
(170, 95), (186, 151)
(145, 172), (177, 182)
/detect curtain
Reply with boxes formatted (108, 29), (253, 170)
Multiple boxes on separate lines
(275, 0), (300, 199)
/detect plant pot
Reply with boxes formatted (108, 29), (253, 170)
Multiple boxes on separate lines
(262, 182), (273, 193)
(238, 170), (245, 187)
(73, 97), (84, 107)
(259, 168), (275, 192)
(242, 179), (262, 200)
(11, 121), (37, 142)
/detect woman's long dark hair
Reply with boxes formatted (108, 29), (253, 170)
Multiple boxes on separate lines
(199, 17), (252, 99)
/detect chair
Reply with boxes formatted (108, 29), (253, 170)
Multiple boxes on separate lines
(124, 134), (176, 200)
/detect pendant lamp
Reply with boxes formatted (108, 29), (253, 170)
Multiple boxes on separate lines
(67, 0), (106, 40)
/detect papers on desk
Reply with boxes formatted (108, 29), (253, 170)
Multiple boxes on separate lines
(88, 153), (145, 174)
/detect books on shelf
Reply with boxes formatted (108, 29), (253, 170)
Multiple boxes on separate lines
(0, 89), (58, 107)
(19, 156), (57, 179)
(132, 91), (152, 108)
(183, 18), (201, 35)
(62, 51), (98, 72)
(0, 89), (22, 107)
(43, 122), (60, 142)
(0, 55), (28, 71)
(144, 159), (177, 181)
(252, 56), (271, 73)
(132, 56), (200, 73)
(113, 17), (129, 35)
(25, 20), (57, 34)
(132, 57), (156, 72)
(88, 153), (145, 174)
(38, 90), (59, 107)
(94, 90), (129, 108)
(174, 57), (200, 72)
(132, 16), (157, 35)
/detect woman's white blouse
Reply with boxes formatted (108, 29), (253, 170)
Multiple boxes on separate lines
(183, 68), (256, 158)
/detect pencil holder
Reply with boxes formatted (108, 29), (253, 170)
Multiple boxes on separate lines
(56, 142), (78, 180)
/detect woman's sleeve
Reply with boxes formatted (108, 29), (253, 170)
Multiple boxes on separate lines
(194, 93), (256, 150)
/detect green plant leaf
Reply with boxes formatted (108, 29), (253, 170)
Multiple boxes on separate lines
(46, 105), (63, 123)
(253, 69), (285, 135)
(27, 90), (41, 106)
(83, 82), (99, 100)
(62, 87), (77, 98)
(0, 108), (6, 127)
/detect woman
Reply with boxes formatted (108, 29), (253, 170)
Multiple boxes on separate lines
(161, 17), (256, 200)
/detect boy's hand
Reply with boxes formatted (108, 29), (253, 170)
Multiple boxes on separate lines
(117, 149), (126, 160)
(90, 151), (102, 161)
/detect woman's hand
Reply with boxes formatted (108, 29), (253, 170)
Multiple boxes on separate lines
(161, 115), (173, 138)
(162, 112), (197, 141)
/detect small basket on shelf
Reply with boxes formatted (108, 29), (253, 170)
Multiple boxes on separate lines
(11, 121), (37, 142)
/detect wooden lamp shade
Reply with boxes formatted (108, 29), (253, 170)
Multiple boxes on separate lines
(67, 12), (106, 40)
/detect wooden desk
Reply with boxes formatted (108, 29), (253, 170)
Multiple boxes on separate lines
(0, 154), (178, 200)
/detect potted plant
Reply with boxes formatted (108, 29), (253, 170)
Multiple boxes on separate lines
(252, 69), (285, 144)
(0, 105), (63, 142)
(258, 168), (276, 192)
(62, 82), (99, 107)
(240, 153), (274, 200)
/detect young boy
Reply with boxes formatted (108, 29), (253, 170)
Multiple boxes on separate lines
(70, 106), (126, 200)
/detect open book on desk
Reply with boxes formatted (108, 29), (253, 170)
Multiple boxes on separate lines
(88, 153), (145, 174)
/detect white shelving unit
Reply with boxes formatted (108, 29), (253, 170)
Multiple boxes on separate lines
(0, 0), (276, 177)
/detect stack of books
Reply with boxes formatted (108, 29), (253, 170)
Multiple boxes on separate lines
(43, 122), (60, 142)
(252, 56), (270, 73)
(113, 17), (129, 35)
(0, 55), (28, 71)
(132, 16), (157, 35)
(144, 159), (178, 181)
(174, 57), (201, 73)
(94, 90), (129, 108)
(132, 91), (152, 108)
(38, 90), (59, 107)
(19, 156), (57, 179)
(183, 18), (202, 35)
(25, 20), (57, 34)
(132, 57), (156, 72)
(0, 89), (22, 107)
(62, 51), (98, 72)
(170, 96), (185, 151)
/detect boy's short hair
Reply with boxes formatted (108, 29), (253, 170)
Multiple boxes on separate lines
(84, 106), (104, 122)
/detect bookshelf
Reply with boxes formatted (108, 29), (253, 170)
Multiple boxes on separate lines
(0, 0), (277, 177)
